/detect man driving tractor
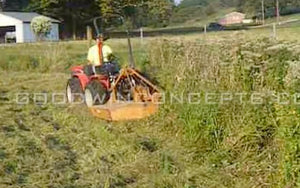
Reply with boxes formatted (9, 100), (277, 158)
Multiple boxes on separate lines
(66, 15), (160, 121)
(84, 34), (118, 76)
(87, 34), (113, 66)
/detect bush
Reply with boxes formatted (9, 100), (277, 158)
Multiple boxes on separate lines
(31, 16), (52, 41)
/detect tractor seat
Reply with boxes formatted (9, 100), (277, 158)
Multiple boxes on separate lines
(84, 62), (119, 76)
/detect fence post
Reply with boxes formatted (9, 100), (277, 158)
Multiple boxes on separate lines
(87, 25), (93, 47)
(140, 27), (144, 44)
(261, 0), (265, 25)
(272, 23), (277, 39)
(204, 24), (207, 35)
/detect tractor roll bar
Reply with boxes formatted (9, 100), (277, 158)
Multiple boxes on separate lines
(93, 15), (136, 68)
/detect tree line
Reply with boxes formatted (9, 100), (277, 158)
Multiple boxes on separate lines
(0, 0), (174, 39)
(0, 0), (300, 38)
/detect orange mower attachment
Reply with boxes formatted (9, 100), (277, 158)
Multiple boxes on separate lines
(87, 68), (161, 121)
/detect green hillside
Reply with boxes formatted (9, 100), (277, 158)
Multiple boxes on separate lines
(169, 0), (300, 27)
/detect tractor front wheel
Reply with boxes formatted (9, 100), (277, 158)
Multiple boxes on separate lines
(85, 80), (109, 107)
(66, 77), (84, 103)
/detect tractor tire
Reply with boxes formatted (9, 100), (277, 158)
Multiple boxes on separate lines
(66, 77), (84, 103)
(84, 80), (109, 107)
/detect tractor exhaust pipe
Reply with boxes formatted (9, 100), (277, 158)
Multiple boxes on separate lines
(126, 29), (135, 68)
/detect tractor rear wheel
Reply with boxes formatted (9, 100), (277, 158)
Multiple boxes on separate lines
(85, 80), (109, 107)
(66, 77), (84, 103)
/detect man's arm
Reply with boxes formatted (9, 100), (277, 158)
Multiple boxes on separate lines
(87, 46), (95, 64)
(103, 45), (113, 62)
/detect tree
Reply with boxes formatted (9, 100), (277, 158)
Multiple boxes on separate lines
(179, 0), (209, 8)
(29, 0), (100, 39)
(99, 0), (144, 28)
(98, 0), (174, 28)
(2, 0), (30, 11)
(147, 0), (174, 27)
(237, 0), (300, 17)
(31, 16), (52, 41)
(0, 0), (3, 11)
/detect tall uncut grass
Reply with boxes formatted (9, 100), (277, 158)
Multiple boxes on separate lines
(146, 36), (300, 187)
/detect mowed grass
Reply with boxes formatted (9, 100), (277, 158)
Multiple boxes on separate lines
(0, 38), (190, 188)
(0, 72), (186, 187)
(0, 71), (200, 188)
(1, 27), (300, 187)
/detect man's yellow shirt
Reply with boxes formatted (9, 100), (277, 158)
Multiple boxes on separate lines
(87, 44), (113, 66)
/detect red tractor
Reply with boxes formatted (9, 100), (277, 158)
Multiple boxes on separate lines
(66, 62), (119, 106)
(66, 16), (160, 121)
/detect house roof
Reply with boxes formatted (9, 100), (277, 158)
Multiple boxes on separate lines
(0, 12), (60, 23)
(224, 12), (246, 17)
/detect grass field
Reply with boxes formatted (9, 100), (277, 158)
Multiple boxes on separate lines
(1, 27), (300, 187)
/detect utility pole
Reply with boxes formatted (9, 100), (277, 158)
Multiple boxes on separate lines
(261, 0), (265, 25)
(0, 0), (3, 11)
(276, 0), (280, 24)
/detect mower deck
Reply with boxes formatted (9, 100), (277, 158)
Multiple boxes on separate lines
(89, 101), (159, 121)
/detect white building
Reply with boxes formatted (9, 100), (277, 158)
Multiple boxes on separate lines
(0, 12), (60, 43)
